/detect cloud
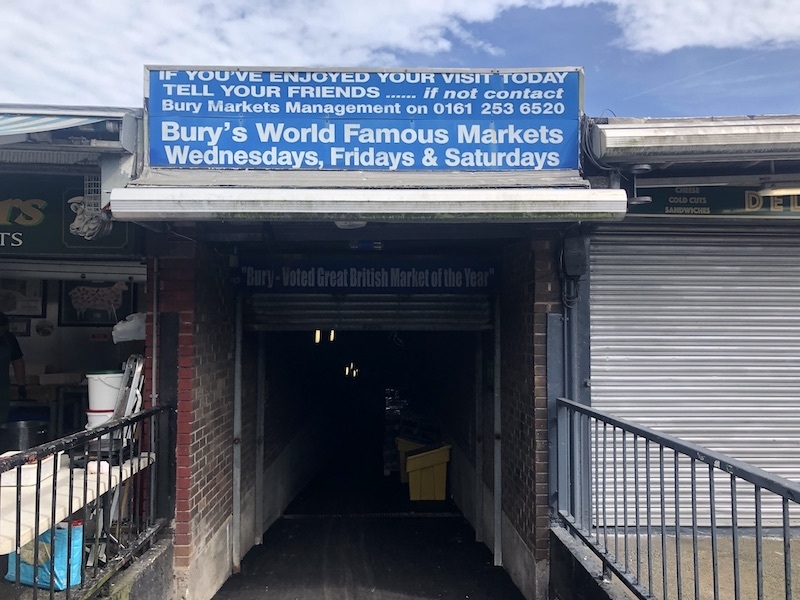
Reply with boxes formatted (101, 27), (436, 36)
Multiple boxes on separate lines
(543, 0), (800, 53)
(0, 0), (798, 106)
(1, 0), (527, 105)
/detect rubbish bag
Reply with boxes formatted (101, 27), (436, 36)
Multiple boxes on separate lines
(5, 523), (83, 590)
(112, 312), (146, 343)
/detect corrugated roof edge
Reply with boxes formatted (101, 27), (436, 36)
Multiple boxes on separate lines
(0, 103), (142, 119)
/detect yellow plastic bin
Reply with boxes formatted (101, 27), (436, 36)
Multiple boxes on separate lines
(406, 443), (452, 501)
(395, 437), (426, 483)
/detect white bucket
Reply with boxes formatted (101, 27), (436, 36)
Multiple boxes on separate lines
(86, 410), (114, 429)
(86, 372), (124, 411)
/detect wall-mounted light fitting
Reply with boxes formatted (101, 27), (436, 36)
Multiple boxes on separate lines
(629, 172), (653, 207)
(759, 183), (800, 197)
(629, 164), (652, 175)
(334, 220), (368, 229)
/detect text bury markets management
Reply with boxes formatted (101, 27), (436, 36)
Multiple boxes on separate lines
(147, 68), (580, 171)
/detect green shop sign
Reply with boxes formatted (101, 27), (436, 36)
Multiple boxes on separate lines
(0, 174), (141, 255)
(631, 186), (800, 218)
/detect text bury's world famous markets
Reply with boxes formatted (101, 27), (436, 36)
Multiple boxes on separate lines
(147, 68), (582, 171)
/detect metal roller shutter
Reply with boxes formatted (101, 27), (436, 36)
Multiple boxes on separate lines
(590, 224), (800, 524)
(244, 293), (493, 331)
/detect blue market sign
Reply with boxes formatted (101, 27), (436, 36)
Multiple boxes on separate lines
(146, 67), (582, 171)
(236, 257), (499, 294)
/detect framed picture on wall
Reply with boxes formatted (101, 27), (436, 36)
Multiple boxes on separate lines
(8, 318), (31, 337)
(58, 281), (136, 327)
(0, 279), (46, 317)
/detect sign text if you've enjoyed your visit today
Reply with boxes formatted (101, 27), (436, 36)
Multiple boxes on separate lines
(146, 67), (582, 172)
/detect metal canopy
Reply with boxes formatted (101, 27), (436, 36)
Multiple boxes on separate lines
(0, 105), (140, 155)
(0, 115), (103, 139)
(590, 115), (800, 165)
(109, 185), (628, 222)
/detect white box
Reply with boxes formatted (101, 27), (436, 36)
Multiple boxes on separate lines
(0, 451), (61, 487)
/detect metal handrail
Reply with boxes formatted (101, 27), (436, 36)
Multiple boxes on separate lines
(555, 396), (800, 600)
(0, 405), (171, 600)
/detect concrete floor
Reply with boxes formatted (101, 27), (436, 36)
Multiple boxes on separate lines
(606, 531), (800, 600)
(213, 419), (526, 600)
(214, 515), (525, 600)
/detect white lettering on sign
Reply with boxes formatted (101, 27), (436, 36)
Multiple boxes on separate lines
(284, 101), (402, 116)
(500, 71), (569, 84)
(286, 86), (381, 99)
(441, 73), (491, 84)
(161, 121), (224, 146)
(255, 123), (335, 143)
(161, 84), (214, 96)
(457, 124), (563, 144)
(342, 124), (449, 144)
(243, 267), (274, 288)
(330, 147), (415, 170)
(444, 148), (560, 169)
(239, 264), (495, 290)
(377, 72), (436, 83)
(349, 268), (390, 287)
(163, 146), (321, 168)
(185, 71), (264, 82)
(149, 69), (581, 171)
(207, 100), (281, 113)
(0, 232), (23, 247)
(268, 72), (371, 83)
(162, 100), (203, 114)
(220, 84), (281, 98)
(282, 267), (316, 287)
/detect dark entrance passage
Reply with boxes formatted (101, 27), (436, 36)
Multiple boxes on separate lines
(212, 515), (525, 599)
(215, 330), (523, 599)
(214, 438), (524, 600)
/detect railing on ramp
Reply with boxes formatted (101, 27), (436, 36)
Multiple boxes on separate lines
(554, 397), (800, 600)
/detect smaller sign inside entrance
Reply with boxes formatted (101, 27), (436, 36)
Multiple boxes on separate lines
(236, 257), (499, 294)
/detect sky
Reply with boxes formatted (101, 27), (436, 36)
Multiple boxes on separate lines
(1, 0), (799, 118)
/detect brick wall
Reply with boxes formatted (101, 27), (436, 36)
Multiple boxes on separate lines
(532, 231), (562, 558)
(192, 245), (236, 550)
(500, 230), (562, 561)
(149, 239), (237, 595)
(261, 332), (330, 468)
(239, 330), (259, 523)
(412, 332), (476, 453)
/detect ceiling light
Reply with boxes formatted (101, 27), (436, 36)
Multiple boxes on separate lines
(627, 196), (652, 206)
(334, 220), (367, 230)
(629, 164), (652, 175)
